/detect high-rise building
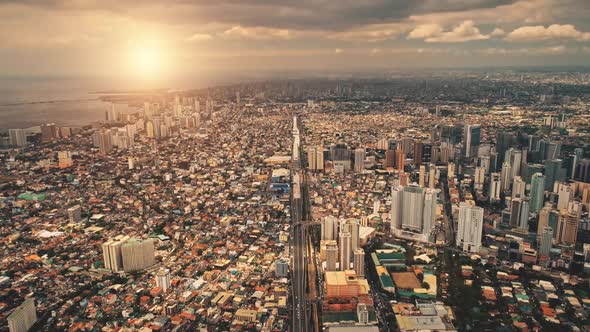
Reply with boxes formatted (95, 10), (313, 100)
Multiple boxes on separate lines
(390, 185), (403, 231)
(67, 205), (81, 223)
(321, 216), (339, 241)
(156, 268), (171, 291)
(419, 164), (426, 187)
(474, 166), (485, 191)
(539, 226), (553, 257)
(429, 163), (436, 189)
(40, 123), (58, 142)
(402, 185), (425, 232)
(353, 249), (365, 277)
(512, 176), (526, 199)
(501, 161), (512, 192)
(423, 190), (437, 237)
(102, 235), (130, 272)
(413, 141), (423, 166)
(7, 297), (37, 332)
(489, 172), (502, 202)
(275, 258), (289, 277)
(96, 129), (113, 154)
(464, 124), (481, 159)
(385, 150), (396, 169)
(557, 211), (578, 246)
(121, 238), (156, 272)
(396, 146), (405, 171)
(557, 184), (572, 210)
(325, 241), (338, 271)
(354, 148), (366, 173)
(518, 198), (530, 231)
(58, 150), (73, 168)
(530, 173), (545, 213)
(544, 159), (566, 191)
(8, 129), (27, 147)
(505, 148), (522, 179)
(456, 202), (484, 253)
(339, 231), (351, 271)
(510, 198), (522, 228)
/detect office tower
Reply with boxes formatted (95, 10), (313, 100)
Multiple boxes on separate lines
(275, 258), (289, 277)
(543, 141), (561, 160)
(396, 146), (405, 171)
(307, 147), (317, 171)
(496, 131), (514, 166)
(96, 130), (113, 154)
(402, 185), (425, 232)
(456, 202), (484, 253)
(431, 145), (440, 163)
(539, 227), (553, 257)
(146, 121), (155, 138)
(474, 166), (485, 191)
(102, 235), (130, 272)
(353, 249), (365, 277)
(377, 138), (388, 151)
(505, 148), (522, 179)
(354, 148), (366, 173)
(501, 161), (512, 192)
(464, 124), (481, 159)
(512, 176), (526, 199)
(390, 185), (403, 231)
(578, 159), (590, 183)
(529, 173), (545, 213)
(419, 164), (426, 187)
(107, 103), (118, 122)
(331, 143), (351, 171)
(544, 159), (566, 190)
(557, 211), (578, 246)
(322, 216), (339, 241)
(399, 172), (409, 186)
(428, 163), (436, 189)
(156, 268), (171, 291)
(385, 150), (396, 168)
(8, 129), (27, 147)
(413, 141), (423, 166)
(7, 297), (37, 332)
(510, 198), (522, 228)
(423, 190), (437, 236)
(325, 241), (338, 271)
(67, 205), (81, 223)
(557, 184), (572, 210)
(58, 150), (73, 168)
(40, 123), (57, 142)
(422, 143), (432, 164)
(339, 231), (351, 271)
(489, 172), (502, 202)
(349, 220), (360, 251)
(316, 146), (324, 171)
(121, 238), (156, 272)
(519, 198), (530, 231)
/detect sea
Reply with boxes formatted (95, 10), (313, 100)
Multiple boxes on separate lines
(0, 77), (112, 132)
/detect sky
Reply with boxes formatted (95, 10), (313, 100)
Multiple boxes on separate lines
(1, 0), (590, 86)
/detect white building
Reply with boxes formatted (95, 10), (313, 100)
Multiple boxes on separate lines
(121, 238), (156, 272)
(102, 235), (130, 272)
(456, 202), (484, 253)
(8, 129), (27, 147)
(156, 268), (171, 291)
(339, 231), (351, 271)
(7, 297), (37, 332)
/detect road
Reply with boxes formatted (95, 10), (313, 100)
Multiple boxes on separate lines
(291, 114), (312, 332)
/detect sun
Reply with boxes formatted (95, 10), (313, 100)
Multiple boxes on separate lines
(134, 46), (161, 76)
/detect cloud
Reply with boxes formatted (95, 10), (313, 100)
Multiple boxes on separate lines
(479, 45), (572, 55)
(490, 27), (505, 37)
(408, 20), (489, 42)
(221, 26), (294, 40)
(505, 24), (590, 41)
(187, 33), (213, 42)
(327, 23), (409, 42)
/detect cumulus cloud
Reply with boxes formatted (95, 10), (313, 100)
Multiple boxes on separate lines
(407, 20), (489, 42)
(505, 24), (590, 41)
(490, 28), (506, 37)
(221, 26), (293, 40)
(327, 23), (409, 42)
(187, 33), (213, 42)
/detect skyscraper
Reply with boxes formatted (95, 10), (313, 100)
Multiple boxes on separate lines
(8, 129), (27, 147)
(544, 159), (566, 191)
(464, 124), (481, 159)
(321, 216), (339, 241)
(556, 211), (578, 246)
(402, 185), (425, 232)
(539, 226), (553, 257)
(518, 198), (530, 231)
(102, 235), (130, 272)
(353, 249), (365, 277)
(121, 238), (156, 272)
(390, 185), (403, 231)
(354, 148), (366, 173)
(501, 161), (512, 192)
(489, 172), (502, 203)
(512, 176), (526, 199)
(325, 241), (338, 271)
(529, 173), (545, 213)
(456, 202), (484, 253)
(7, 297), (37, 332)
(339, 231), (351, 271)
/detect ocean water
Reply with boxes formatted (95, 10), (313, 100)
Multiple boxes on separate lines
(0, 77), (110, 131)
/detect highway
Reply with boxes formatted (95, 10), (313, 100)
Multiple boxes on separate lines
(291, 114), (312, 332)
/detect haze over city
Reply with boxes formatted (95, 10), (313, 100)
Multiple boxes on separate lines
(2, 1), (590, 332)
